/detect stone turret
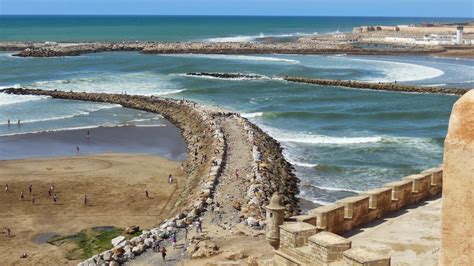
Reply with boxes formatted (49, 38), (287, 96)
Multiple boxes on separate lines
(265, 193), (286, 249)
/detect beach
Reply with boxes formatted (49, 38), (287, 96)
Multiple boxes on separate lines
(0, 153), (184, 265)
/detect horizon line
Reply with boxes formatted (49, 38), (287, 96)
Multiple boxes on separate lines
(1, 14), (473, 19)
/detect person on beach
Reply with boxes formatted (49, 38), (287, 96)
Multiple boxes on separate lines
(19, 191), (24, 201)
(168, 174), (174, 184)
(86, 130), (90, 140)
(235, 169), (240, 179)
(4, 184), (9, 193)
(28, 184), (32, 195)
(84, 194), (88, 205)
(31, 195), (35, 204)
(52, 194), (58, 204)
(17, 120), (21, 126)
(48, 188), (52, 198)
(145, 190), (149, 199)
(7, 119), (10, 126)
(76, 146), (80, 155)
(50, 183), (55, 192)
(160, 246), (167, 262)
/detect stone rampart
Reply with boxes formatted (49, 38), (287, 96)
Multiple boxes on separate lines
(298, 168), (443, 236)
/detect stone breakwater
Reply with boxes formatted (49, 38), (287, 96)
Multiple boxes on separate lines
(0, 87), (299, 265)
(0, 41), (445, 57)
(284, 76), (469, 96)
(183, 72), (470, 95)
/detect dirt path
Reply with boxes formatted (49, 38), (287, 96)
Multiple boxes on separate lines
(210, 116), (254, 227)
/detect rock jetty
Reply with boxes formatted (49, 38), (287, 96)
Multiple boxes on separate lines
(283, 76), (469, 96)
(0, 87), (299, 265)
(0, 41), (445, 58)
(186, 72), (266, 80)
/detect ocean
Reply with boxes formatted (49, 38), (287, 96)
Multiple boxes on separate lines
(1, 16), (473, 204)
(0, 15), (470, 42)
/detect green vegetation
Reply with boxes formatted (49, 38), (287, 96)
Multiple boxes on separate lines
(48, 227), (141, 260)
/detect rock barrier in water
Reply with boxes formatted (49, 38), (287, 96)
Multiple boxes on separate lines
(283, 76), (469, 96)
(0, 41), (445, 58)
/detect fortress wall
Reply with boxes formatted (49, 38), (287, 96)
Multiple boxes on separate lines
(289, 167), (443, 237)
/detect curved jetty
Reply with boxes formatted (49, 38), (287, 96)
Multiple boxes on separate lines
(1, 87), (299, 264)
(284, 76), (469, 96)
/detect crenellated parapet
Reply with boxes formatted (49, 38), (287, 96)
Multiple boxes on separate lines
(267, 166), (442, 265)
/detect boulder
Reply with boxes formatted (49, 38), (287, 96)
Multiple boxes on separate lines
(102, 250), (112, 261)
(246, 217), (259, 227)
(111, 236), (125, 247)
(125, 225), (140, 234)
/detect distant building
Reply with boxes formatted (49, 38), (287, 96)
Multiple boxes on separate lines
(456, 26), (464, 45)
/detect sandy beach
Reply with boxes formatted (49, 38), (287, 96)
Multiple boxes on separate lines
(0, 152), (184, 265)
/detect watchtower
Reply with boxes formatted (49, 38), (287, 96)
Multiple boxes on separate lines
(265, 193), (286, 249)
(456, 26), (464, 45)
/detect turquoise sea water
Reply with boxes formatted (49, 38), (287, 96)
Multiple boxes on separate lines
(1, 51), (472, 203)
(0, 16), (473, 204)
(0, 15), (470, 42)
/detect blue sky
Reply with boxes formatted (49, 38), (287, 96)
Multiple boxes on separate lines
(1, 0), (473, 17)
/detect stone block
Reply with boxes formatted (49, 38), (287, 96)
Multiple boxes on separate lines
(403, 173), (431, 202)
(309, 204), (345, 234)
(421, 167), (443, 196)
(279, 222), (318, 248)
(336, 195), (370, 231)
(362, 187), (392, 219)
(343, 247), (390, 266)
(383, 179), (413, 211)
(309, 231), (351, 263)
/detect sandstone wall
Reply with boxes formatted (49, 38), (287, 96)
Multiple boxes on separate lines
(441, 90), (474, 266)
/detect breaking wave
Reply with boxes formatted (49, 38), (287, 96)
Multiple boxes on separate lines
(160, 54), (300, 64)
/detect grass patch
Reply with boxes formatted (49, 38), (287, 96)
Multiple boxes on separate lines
(48, 227), (141, 260)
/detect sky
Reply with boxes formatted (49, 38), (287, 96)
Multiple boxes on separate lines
(0, 0), (473, 17)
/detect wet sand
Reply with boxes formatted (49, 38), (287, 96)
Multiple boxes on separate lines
(0, 124), (187, 160)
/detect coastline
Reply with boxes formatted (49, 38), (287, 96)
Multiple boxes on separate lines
(1, 87), (300, 264)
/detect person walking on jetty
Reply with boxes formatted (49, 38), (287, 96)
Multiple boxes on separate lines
(195, 219), (203, 233)
(160, 246), (167, 262)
